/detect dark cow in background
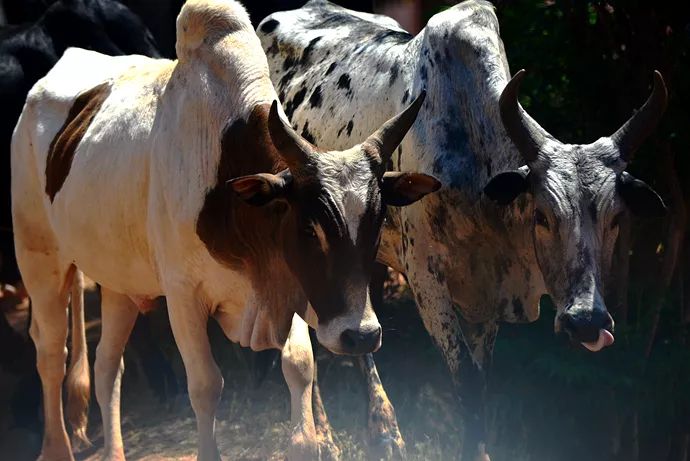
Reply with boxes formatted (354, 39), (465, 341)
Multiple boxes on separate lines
(258, 1), (668, 459)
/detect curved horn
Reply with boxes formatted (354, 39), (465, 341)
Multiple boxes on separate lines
(611, 71), (668, 162)
(499, 69), (553, 163)
(365, 90), (426, 168)
(267, 100), (314, 168)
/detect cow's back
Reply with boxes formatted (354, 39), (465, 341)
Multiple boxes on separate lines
(259, 1), (416, 154)
(13, 48), (172, 295)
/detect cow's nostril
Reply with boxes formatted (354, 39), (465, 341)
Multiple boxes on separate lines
(560, 310), (609, 344)
(603, 314), (615, 332)
(340, 329), (358, 351)
(340, 327), (382, 355)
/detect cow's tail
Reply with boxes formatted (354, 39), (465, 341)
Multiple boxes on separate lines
(65, 269), (91, 448)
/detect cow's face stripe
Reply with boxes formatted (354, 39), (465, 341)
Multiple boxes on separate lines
(46, 82), (112, 202)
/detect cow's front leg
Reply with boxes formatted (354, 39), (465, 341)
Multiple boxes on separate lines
(281, 313), (318, 460)
(402, 242), (492, 461)
(311, 353), (340, 461)
(166, 290), (223, 461)
(95, 288), (138, 461)
(456, 319), (497, 461)
(358, 353), (406, 460)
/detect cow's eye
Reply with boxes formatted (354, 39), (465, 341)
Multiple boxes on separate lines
(303, 225), (317, 239)
(534, 209), (550, 230)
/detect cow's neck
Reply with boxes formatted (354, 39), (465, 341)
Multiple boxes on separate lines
(377, 27), (545, 319)
(172, 53), (305, 328)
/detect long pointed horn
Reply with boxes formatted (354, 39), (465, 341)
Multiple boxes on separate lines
(267, 100), (314, 169)
(611, 71), (668, 162)
(365, 90), (426, 169)
(499, 69), (553, 163)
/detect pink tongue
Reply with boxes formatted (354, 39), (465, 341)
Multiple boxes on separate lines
(581, 329), (615, 352)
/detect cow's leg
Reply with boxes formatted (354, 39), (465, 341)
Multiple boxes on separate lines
(456, 319), (497, 461)
(23, 263), (75, 461)
(95, 289), (138, 461)
(402, 242), (494, 461)
(358, 353), (406, 460)
(311, 355), (340, 461)
(413, 299), (496, 461)
(166, 291), (223, 461)
(281, 313), (318, 460)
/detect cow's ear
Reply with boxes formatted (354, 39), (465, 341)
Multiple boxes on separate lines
(484, 167), (530, 205)
(228, 170), (293, 206)
(617, 172), (666, 217)
(381, 172), (441, 207)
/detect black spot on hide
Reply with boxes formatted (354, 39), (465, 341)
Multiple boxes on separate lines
(260, 19), (279, 34)
(309, 85), (323, 108)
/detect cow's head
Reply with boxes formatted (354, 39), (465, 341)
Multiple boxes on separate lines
(485, 70), (667, 352)
(230, 93), (440, 355)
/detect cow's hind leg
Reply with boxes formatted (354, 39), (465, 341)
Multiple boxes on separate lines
(21, 259), (76, 461)
(95, 288), (138, 461)
(281, 314), (318, 460)
(358, 354), (406, 460)
(166, 289), (223, 461)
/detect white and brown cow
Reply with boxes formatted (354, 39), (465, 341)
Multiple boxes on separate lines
(11, 0), (440, 459)
(258, 1), (668, 459)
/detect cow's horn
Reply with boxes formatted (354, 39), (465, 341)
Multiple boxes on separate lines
(611, 71), (668, 162)
(365, 90), (426, 170)
(267, 100), (314, 168)
(499, 69), (552, 163)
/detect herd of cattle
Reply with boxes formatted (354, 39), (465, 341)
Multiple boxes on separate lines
(0, 0), (668, 460)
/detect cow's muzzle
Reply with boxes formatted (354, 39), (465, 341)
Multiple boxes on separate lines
(339, 326), (382, 355)
(315, 310), (382, 355)
(558, 307), (615, 352)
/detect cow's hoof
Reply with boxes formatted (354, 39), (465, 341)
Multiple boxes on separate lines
(287, 432), (319, 461)
(317, 438), (340, 461)
(70, 431), (92, 453)
(473, 442), (490, 461)
(102, 449), (127, 461)
(368, 434), (406, 460)
(36, 451), (75, 461)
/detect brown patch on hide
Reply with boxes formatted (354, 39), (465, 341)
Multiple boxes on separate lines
(46, 82), (112, 202)
(196, 105), (302, 338)
(196, 103), (284, 270)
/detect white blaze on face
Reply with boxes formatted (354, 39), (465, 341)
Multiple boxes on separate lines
(342, 190), (367, 241)
(316, 148), (374, 243)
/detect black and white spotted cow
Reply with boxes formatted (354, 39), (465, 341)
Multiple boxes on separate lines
(258, 1), (668, 459)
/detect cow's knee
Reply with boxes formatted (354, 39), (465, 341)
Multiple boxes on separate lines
(187, 364), (223, 417)
(282, 315), (318, 460)
(282, 339), (313, 393)
(283, 347), (317, 460)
